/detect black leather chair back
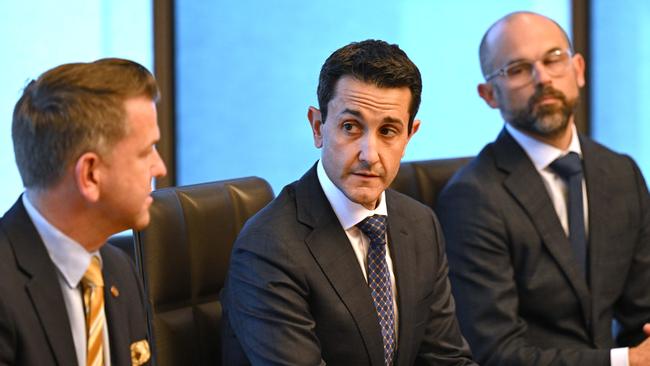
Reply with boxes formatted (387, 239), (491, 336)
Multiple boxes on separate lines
(134, 177), (274, 366)
(391, 157), (472, 210)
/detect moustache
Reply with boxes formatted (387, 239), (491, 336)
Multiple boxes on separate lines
(529, 86), (567, 108)
(351, 161), (384, 177)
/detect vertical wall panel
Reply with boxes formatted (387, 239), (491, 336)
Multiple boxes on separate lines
(175, 0), (571, 193)
(591, 1), (650, 178)
(0, 0), (153, 213)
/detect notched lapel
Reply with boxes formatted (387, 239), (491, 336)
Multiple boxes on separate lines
(102, 255), (131, 366)
(5, 199), (78, 366)
(26, 276), (78, 366)
(496, 131), (592, 324)
(581, 138), (614, 332)
(297, 166), (386, 366)
(305, 220), (385, 365)
(384, 193), (416, 365)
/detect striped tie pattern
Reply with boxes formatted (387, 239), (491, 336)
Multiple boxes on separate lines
(357, 214), (395, 366)
(82, 256), (105, 366)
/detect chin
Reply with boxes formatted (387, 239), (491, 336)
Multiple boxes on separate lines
(348, 191), (382, 209)
(131, 213), (151, 231)
(534, 116), (569, 136)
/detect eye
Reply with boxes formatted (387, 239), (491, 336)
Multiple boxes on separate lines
(505, 62), (532, 77)
(341, 121), (361, 133)
(544, 56), (562, 66)
(379, 125), (399, 137)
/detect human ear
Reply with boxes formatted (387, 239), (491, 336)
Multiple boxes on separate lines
(402, 119), (421, 157)
(478, 82), (500, 109)
(308, 106), (324, 148)
(408, 119), (421, 139)
(74, 152), (102, 202)
(572, 53), (586, 88)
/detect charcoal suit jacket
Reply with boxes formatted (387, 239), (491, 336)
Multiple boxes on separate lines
(436, 129), (650, 366)
(222, 165), (475, 365)
(0, 197), (151, 366)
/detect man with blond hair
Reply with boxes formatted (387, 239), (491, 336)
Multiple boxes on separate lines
(0, 58), (166, 366)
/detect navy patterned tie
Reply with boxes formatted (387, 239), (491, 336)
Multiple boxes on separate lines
(549, 152), (587, 277)
(357, 214), (395, 366)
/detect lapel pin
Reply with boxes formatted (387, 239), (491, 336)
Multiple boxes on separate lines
(110, 285), (120, 298)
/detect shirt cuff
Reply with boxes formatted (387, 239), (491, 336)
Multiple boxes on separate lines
(611, 347), (629, 366)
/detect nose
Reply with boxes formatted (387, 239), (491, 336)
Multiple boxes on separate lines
(152, 148), (168, 178)
(532, 61), (553, 85)
(359, 133), (380, 165)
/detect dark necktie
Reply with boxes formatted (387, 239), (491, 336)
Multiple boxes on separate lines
(357, 214), (395, 366)
(549, 152), (587, 277)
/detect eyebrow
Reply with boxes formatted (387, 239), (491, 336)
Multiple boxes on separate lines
(339, 108), (404, 125)
(339, 108), (362, 118)
(505, 47), (565, 66)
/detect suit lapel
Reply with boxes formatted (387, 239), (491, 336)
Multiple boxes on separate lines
(384, 191), (416, 366)
(4, 198), (78, 366)
(297, 166), (386, 366)
(102, 248), (131, 366)
(495, 130), (592, 322)
(580, 137), (613, 329)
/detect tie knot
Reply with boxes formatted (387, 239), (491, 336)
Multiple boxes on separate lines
(356, 214), (387, 244)
(549, 152), (583, 179)
(82, 256), (104, 288)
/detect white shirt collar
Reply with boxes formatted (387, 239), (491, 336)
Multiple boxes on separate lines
(316, 160), (388, 230)
(505, 123), (582, 171)
(22, 194), (100, 288)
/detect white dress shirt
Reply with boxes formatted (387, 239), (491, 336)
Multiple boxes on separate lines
(22, 194), (112, 366)
(316, 160), (399, 337)
(506, 123), (628, 366)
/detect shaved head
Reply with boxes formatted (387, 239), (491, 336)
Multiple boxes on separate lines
(479, 11), (573, 78)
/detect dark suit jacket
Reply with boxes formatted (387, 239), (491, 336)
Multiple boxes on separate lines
(436, 129), (650, 366)
(221, 165), (475, 365)
(0, 197), (151, 366)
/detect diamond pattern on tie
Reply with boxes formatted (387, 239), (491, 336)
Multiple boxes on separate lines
(357, 214), (395, 366)
(82, 256), (105, 366)
(549, 152), (588, 277)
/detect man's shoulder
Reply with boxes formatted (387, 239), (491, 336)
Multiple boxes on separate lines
(236, 180), (305, 243)
(581, 135), (640, 171)
(435, 140), (516, 219)
(248, 181), (299, 222)
(442, 143), (502, 193)
(100, 243), (134, 271)
(386, 188), (435, 217)
(0, 198), (35, 270)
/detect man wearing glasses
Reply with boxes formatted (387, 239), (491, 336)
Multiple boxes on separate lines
(436, 11), (650, 366)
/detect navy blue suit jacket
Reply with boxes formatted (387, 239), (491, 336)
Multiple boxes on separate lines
(221, 165), (475, 366)
(0, 197), (151, 366)
(437, 130), (650, 366)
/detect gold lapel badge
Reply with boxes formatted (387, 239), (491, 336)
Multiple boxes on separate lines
(130, 339), (151, 366)
(110, 285), (120, 298)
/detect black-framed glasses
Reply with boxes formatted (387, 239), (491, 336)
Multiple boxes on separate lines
(485, 49), (573, 88)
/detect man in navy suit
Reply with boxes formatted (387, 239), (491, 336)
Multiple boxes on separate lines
(437, 11), (650, 366)
(221, 40), (475, 365)
(0, 58), (167, 365)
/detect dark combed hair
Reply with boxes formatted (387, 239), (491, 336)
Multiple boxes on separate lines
(12, 58), (159, 189)
(317, 39), (422, 133)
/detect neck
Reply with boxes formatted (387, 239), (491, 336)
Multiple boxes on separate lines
(26, 188), (110, 252)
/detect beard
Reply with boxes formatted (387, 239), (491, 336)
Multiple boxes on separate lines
(506, 85), (578, 138)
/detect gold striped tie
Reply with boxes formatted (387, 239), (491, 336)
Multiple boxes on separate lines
(82, 256), (105, 366)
